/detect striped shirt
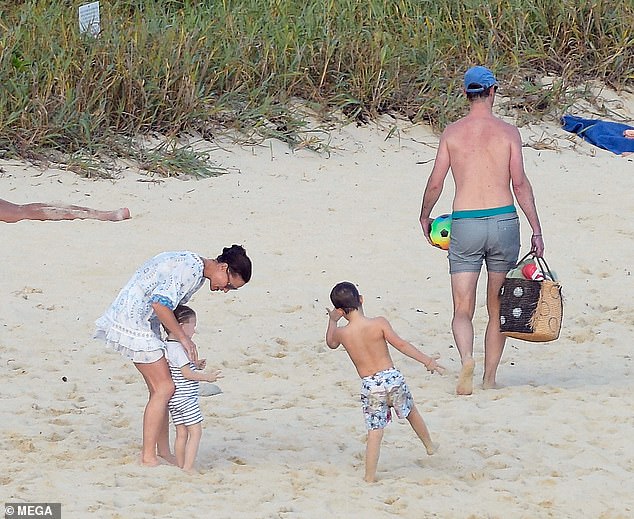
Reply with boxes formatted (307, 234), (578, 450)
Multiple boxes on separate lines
(165, 340), (201, 425)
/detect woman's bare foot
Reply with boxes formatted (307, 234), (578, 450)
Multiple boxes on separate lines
(456, 358), (475, 395)
(140, 455), (161, 467)
(158, 452), (178, 465)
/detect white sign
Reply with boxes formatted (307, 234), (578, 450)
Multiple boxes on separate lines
(78, 2), (100, 36)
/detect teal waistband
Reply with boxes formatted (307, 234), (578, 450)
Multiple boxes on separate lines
(451, 204), (516, 219)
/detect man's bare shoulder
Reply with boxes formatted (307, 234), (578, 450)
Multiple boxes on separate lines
(444, 114), (519, 139)
(442, 118), (466, 134)
(442, 116), (481, 138)
(495, 116), (521, 134)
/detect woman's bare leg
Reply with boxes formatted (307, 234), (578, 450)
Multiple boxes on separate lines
(135, 358), (175, 466)
(157, 409), (176, 465)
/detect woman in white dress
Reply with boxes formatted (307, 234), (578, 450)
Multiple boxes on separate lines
(95, 245), (252, 466)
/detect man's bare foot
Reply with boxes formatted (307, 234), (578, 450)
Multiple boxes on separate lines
(482, 380), (501, 390)
(364, 474), (377, 483)
(456, 358), (475, 395)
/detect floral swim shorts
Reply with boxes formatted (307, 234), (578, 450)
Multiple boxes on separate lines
(360, 367), (413, 430)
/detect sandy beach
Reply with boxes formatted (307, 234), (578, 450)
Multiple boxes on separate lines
(1, 89), (633, 518)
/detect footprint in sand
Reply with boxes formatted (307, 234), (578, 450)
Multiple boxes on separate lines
(280, 305), (302, 313)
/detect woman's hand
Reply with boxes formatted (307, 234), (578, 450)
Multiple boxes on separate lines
(180, 336), (199, 363)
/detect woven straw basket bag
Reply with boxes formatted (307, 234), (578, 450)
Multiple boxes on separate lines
(499, 253), (563, 342)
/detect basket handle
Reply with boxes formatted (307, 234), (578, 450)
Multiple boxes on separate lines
(516, 251), (555, 281)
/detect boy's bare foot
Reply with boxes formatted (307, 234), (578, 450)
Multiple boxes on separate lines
(456, 358), (475, 395)
(364, 475), (377, 483)
(424, 441), (438, 456)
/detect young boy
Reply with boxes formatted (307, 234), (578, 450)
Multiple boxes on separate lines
(326, 281), (445, 483)
(163, 305), (222, 473)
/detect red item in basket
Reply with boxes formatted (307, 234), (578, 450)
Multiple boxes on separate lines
(522, 263), (544, 281)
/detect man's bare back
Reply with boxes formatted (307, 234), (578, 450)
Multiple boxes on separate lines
(441, 109), (519, 211)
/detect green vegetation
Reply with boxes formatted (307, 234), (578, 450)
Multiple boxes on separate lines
(0, 0), (632, 176)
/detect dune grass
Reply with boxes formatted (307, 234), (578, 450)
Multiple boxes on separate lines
(0, 0), (632, 176)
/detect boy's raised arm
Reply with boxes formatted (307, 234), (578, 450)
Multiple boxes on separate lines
(326, 308), (344, 349)
(381, 318), (445, 374)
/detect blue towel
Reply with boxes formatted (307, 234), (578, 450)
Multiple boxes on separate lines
(561, 115), (634, 155)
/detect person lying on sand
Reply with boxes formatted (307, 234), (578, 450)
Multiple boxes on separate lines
(0, 198), (130, 223)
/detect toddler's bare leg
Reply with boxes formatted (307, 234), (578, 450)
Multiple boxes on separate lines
(174, 425), (188, 468)
(182, 423), (203, 473)
(364, 428), (384, 483)
(406, 406), (436, 455)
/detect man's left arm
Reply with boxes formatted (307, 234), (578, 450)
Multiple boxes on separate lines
(509, 130), (544, 256)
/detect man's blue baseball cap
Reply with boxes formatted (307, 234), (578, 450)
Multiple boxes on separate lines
(464, 66), (497, 93)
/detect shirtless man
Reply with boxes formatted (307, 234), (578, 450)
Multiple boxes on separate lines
(419, 66), (544, 395)
(0, 198), (130, 223)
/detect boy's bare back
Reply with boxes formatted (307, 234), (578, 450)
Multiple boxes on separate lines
(327, 283), (444, 378)
(332, 314), (396, 378)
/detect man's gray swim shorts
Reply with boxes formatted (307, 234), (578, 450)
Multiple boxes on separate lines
(448, 205), (520, 274)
